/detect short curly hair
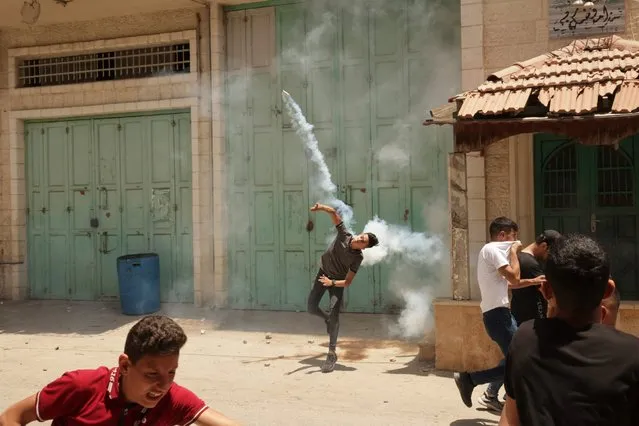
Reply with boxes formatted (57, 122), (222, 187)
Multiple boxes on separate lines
(124, 315), (187, 364)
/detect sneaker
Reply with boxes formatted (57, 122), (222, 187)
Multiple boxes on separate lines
(453, 372), (475, 407)
(477, 392), (504, 413)
(321, 351), (337, 373)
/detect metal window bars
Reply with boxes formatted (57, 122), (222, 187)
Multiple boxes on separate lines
(543, 143), (578, 209)
(17, 43), (190, 88)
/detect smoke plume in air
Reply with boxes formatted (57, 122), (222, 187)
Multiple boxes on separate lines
(281, 89), (355, 231)
(361, 217), (444, 267)
(387, 286), (433, 340)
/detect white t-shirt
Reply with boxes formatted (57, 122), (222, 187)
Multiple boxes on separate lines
(477, 241), (517, 313)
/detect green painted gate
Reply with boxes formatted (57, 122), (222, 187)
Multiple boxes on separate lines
(26, 113), (194, 302)
(226, 1), (459, 312)
(534, 134), (639, 300)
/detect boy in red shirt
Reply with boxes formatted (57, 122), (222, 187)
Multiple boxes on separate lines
(0, 315), (239, 426)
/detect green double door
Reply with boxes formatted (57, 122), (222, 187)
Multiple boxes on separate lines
(26, 113), (194, 302)
(225, 1), (458, 312)
(535, 134), (639, 299)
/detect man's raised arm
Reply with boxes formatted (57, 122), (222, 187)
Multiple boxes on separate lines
(310, 203), (342, 226)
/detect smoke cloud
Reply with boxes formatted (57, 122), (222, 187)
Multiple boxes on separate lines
(361, 217), (444, 267)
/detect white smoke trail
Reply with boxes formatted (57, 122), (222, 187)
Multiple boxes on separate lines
(361, 216), (444, 267)
(281, 90), (355, 230)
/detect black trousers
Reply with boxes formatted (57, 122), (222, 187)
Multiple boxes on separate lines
(307, 269), (344, 351)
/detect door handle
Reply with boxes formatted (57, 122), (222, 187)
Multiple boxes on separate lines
(342, 184), (353, 206)
(590, 213), (600, 233)
(99, 187), (109, 210)
(99, 231), (111, 254)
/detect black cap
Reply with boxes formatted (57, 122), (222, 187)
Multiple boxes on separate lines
(535, 229), (562, 246)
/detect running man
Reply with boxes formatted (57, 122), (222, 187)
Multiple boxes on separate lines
(307, 202), (379, 373)
(0, 315), (239, 426)
(453, 217), (546, 413)
(510, 230), (561, 326)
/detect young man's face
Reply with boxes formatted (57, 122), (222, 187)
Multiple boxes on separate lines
(351, 233), (370, 250)
(119, 353), (179, 408)
(537, 242), (550, 260)
(496, 229), (517, 242)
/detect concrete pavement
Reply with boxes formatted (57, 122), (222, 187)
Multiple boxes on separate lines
(0, 301), (499, 425)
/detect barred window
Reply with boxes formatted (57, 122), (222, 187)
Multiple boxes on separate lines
(17, 42), (190, 88)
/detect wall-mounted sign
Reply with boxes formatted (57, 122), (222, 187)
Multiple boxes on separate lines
(549, 0), (625, 39)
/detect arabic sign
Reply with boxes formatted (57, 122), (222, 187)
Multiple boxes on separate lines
(549, 0), (625, 39)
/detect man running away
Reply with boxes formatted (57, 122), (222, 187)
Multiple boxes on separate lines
(510, 230), (562, 326)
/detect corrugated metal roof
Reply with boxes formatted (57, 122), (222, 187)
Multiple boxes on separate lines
(454, 36), (639, 119)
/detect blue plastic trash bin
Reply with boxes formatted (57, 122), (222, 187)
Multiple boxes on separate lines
(117, 253), (161, 316)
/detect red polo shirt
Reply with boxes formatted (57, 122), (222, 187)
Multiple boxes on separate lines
(35, 367), (208, 426)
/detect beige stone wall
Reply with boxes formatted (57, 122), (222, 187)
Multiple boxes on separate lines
(210, 4), (228, 306)
(466, 152), (485, 299)
(0, 5), (228, 307)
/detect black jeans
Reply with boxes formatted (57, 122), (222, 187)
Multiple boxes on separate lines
(307, 269), (344, 351)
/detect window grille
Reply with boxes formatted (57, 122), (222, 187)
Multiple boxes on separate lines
(17, 42), (190, 88)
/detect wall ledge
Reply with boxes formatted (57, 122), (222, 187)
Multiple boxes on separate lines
(434, 298), (481, 307)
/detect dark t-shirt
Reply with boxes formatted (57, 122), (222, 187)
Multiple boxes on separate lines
(320, 222), (363, 279)
(510, 252), (546, 325)
(505, 318), (639, 426)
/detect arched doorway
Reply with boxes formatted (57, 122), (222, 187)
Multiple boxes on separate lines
(534, 134), (639, 300)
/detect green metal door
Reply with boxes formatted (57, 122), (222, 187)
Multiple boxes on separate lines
(26, 113), (193, 302)
(225, 0), (458, 312)
(338, 5), (375, 312)
(94, 118), (122, 298)
(227, 7), (301, 310)
(277, 5), (316, 310)
(535, 134), (639, 299)
(69, 121), (98, 300)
